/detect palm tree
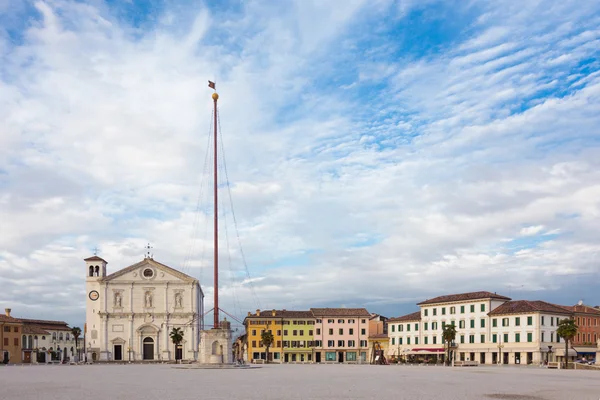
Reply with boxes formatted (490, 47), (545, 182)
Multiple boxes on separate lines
(169, 327), (184, 362)
(71, 327), (81, 362)
(556, 318), (577, 370)
(442, 324), (457, 366)
(261, 330), (275, 363)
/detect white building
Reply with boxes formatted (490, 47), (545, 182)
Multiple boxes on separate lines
(387, 291), (574, 365)
(21, 319), (75, 363)
(84, 255), (203, 362)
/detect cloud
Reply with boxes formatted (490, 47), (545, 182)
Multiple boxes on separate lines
(1, 0), (599, 325)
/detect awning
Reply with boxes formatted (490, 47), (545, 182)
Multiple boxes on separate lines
(554, 349), (578, 357)
(411, 348), (445, 353)
(573, 347), (597, 354)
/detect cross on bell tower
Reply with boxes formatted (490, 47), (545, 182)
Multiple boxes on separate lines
(144, 243), (153, 259)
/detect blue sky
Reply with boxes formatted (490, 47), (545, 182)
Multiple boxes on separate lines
(0, 0), (599, 327)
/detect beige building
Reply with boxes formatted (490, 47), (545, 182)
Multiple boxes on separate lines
(1, 309), (23, 364)
(20, 319), (74, 363)
(84, 255), (203, 362)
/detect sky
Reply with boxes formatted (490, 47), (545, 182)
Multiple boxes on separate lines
(0, 0), (599, 328)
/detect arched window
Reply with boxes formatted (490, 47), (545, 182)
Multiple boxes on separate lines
(52, 333), (56, 341)
(59, 333), (63, 341)
(89, 266), (94, 277)
(66, 333), (70, 341)
(42, 336), (45, 340)
(22, 335), (26, 348)
(28, 335), (33, 349)
(95, 266), (99, 276)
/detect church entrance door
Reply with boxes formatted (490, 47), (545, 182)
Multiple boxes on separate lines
(114, 345), (122, 361)
(175, 345), (183, 361)
(143, 337), (154, 360)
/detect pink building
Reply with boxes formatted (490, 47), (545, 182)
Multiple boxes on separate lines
(311, 308), (371, 363)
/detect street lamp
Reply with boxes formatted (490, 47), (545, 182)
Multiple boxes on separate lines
(547, 345), (553, 364)
(497, 340), (504, 365)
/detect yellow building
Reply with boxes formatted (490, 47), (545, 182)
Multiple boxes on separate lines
(367, 314), (389, 364)
(1, 308), (23, 364)
(244, 309), (284, 363)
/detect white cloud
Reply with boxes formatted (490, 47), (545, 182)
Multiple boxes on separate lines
(520, 226), (545, 236)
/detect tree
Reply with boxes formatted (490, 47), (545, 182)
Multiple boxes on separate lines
(169, 327), (184, 361)
(71, 327), (81, 362)
(261, 330), (275, 363)
(556, 318), (577, 369)
(442, 324), (457, 366)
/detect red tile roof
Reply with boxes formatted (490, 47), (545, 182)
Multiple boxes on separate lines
(245, 310), (314, 319)
(84, 255), (107, 263)
(310, 308), (371, 317)
(571, 304), (600, 315)
(19, 319), (71, 331)
(0, 314), (21, 323)
(417, 291), (511, 305)
(389, 311), (422, 322)
(488, 300), (573, 316)
(23, 325), (50, 335)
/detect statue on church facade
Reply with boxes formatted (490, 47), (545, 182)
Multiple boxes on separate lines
(175, 293), (183, 308)
(114, 292), (122, 308)
(145, 291), (153, 308)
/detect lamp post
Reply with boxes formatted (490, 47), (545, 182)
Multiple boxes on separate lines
(548, 345), (553, 364)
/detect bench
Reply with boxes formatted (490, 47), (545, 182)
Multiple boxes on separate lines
(454, 361), (478, 367)
(547, 362), (559, 369)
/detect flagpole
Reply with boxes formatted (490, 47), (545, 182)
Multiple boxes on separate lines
(210, 81), (219, 329)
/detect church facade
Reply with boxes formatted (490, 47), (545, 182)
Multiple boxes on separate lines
(84, 255), (203, 362)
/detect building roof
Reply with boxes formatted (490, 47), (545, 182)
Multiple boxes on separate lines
(388, 311), (422, 322)
(245, 310), (314, 319)
(84, 255), (108, 263)
(571, 304), (600, 315)
(310, 308), (371, 317)
(417, 291), (511, 305)
(488, 300), (573, 316)
(104, 258), (198, 283)
(19, 319), (72, 331)
(23, 325), (51, 335)
(0, 314), (21, 323)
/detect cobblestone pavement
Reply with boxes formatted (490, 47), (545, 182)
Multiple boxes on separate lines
(1, 364), (599, 400)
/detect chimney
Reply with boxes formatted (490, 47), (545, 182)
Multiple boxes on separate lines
(272, 309), (276, 316)
(247, 312), (251, 317)
(256, 309), (260, 316)
(5, 308), (11, 317)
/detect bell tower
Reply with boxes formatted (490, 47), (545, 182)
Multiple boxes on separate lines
(85, 255), (107, 279)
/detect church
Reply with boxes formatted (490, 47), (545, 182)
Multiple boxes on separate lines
(84, 254), (204, 362)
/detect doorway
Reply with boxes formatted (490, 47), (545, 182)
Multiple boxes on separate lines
(175, 345), (183, 361)
(503, 352), (509, 364)
(480, 352), (486, 364)
(284, 353), (289, 363)
(23, 351), (31, 363)
(315, 352), (321, 363)
(492, 352), (497, 364)
(143, 337), (154, 360)
(338, 352), (344, 363)
(114, 345), (122, 361)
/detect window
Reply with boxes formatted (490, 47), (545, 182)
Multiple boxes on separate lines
(3, 326), (9, 332)
(293, 330), (298, 335)
(349, 328), (354, 335)
(414, 323), (418, 331)
(550, 317), (554, 326)
(433, 336), (437, 344)
(460, 305), (465, 314)
(469, 335), (475, 344)
(503, 333), (509, 343)
(480, 334), (485, 343)
(480, 304), (485, 312)
(480, 319), (485, 328)
(308, 330), (313, 336)
(415, 337), (419, 345)
(492, 318), (497, 327)
(338, 319), (344, 323)
(541, 316), (545, 325)
(276, 341), (281, 347)
(66, 333), (70, 340)
(338, 340), (345, 347)
(348, 319), (355, 324)
(143, 268), (153, 278)
(326, 352), (336, 361)
(361, 329), (366, 335)
(502, 318), (509, 327)
(470, 320), (475, 329)
(52, 333), (57, 341)
(348, 340), (355, 347)
(329, 329), (333, 335)
(399, 338), (403, 345)
(432, 322), (437, 330)
(361, 319), (366, 324)
(442, 307), (446, 315)
(407, 324), (411, 332)
(541, 332), (545, 342)
(459, 320), (465, 329)
(283, 330), (287, 335)
(424, 336), (429, 344)
(515, 317), (520, 326)
(327, 340), (334, 347)
(550, 332), (554, 342)
(527, 316), (533, 326)
(424, 309), (428, 316)
(277, 330), (281, 336)
(360, 340), (367, 347)
(450, 306), (456, 314)
(470, 305), (475, 313)
(391, 338), (395, 345)
(391, 325), (395, 333)
(460, 335), (465, 344)
(492, 334), (497, 343)
(299, 331), (304, 336)
(515, 333), (520, 343)
(328, 319), (334, 323)
(451, 320), (455, 326)
(407, 337), (411, 345)
(424, 322), (428, 331)
(346, 352), (357, 361)
(527, 333), (533, 343)
(399, 325), (404, 332)
(433, 308), (437, 316)
(338, 329), (343, 335)
(442, 321), (446, 329)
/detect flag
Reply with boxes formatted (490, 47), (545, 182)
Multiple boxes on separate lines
(208, 80), (216, 89)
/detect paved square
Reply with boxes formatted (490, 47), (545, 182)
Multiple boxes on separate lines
(1, 364), (599, 400)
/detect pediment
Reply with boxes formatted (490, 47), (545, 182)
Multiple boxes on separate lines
(103, 258), (197, 284)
